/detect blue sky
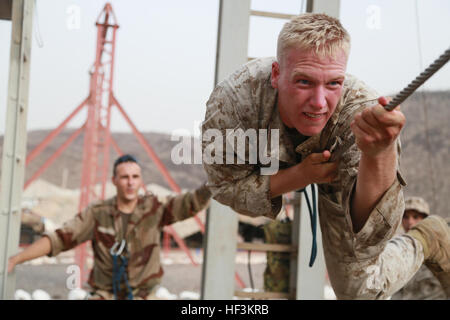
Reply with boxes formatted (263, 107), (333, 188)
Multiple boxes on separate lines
(0, 0), (449, 135)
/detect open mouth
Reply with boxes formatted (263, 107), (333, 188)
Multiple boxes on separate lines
(303, 112), (326, 119)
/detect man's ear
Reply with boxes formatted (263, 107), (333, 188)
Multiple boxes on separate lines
(271, 61), (280, 89)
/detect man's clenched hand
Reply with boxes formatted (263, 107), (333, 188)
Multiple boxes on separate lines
(350, 96), (405, 158)
(300, 150), (339, 185)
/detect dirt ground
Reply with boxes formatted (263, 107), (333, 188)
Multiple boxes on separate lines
(14, 249), (268, 300)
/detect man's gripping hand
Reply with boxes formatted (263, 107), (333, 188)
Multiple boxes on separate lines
(300, 151), (339, 185)
(269, 150), (338, 198)
(350, 96), (405, 158)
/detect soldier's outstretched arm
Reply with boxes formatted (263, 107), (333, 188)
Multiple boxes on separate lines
(159, 184), (212, 226)
(350, 96), (405, 232)
(10, 205), (96, 273)
(8, 236), (52, 273)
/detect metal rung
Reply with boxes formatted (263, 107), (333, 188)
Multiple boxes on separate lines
(237, 242), (296, 253)
(250, 10), (296, 20)
(234, 290), (292, 300)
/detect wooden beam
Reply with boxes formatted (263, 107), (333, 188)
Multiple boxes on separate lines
(250, 10), (296, 20)
(0, 0), (12, 20)
(234, 290), (293, 300)
(306, 0), (341, 18)
(237, 242), (297, 253)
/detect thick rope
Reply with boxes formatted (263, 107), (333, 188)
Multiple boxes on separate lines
(384, 47), (450, 111)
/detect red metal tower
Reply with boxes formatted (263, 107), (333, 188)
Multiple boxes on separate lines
(24, 3), (207, 286)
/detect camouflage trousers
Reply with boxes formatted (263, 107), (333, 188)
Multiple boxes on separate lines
(319, 180), (425, 299)
(87, 285), (160, 300)
(263, 220), (424, 299)
(263, 219), (292, 293)
(328, 234), (424, 300)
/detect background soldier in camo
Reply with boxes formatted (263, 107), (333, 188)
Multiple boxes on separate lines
(391, 196), (447, 300)
(263, 218), (292, 293)
(8, 154), (211, 300)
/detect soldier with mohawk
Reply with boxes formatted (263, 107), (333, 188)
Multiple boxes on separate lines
(9, 154), (211, 300)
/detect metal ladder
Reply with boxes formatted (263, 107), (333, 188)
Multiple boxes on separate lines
(234, 188), (327, 300)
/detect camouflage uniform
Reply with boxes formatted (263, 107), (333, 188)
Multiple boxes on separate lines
(263, 219), (292, 293)
(404, 196), (430, 217)
(391, 196), (446, 300)
(202, 57), (424, 299)
(44, 185), (211, 300)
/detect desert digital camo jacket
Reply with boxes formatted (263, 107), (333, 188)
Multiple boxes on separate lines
(202, 57), (406, 298)
(44, 185), (211, 298)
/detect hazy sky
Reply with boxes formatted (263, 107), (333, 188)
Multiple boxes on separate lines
(0, 0), (449, 136)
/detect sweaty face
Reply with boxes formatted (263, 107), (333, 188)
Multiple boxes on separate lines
(271, 47), (347, 136)
(402, 210), (426, 232)
(112, 162), (143, 203)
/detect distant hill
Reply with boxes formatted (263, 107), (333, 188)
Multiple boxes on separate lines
(0, 90), (449, 219)
(397, 90), (450, 219)
(0, 130), (207, 192)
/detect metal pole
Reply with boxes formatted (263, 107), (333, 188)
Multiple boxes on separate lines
(109, 134), (124, 156)
(75, 4), (119, 284)
(201, 201), (240, 299)
(100, 19), (119, 199)
(25, 98), (88, 166)
(292, 187), (326, 299)
(24, 124), (85, 190)
(0, 0), (34, 300)
(201, 0), (251, 299)
(306, 0), (341, 18)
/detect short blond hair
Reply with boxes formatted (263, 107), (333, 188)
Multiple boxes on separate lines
(277, 13), (350, 63)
